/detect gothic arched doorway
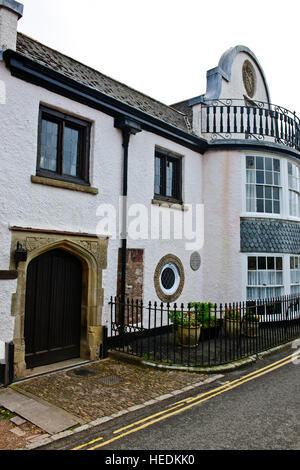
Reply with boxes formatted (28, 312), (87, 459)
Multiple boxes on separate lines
(24, 249), (82, 368)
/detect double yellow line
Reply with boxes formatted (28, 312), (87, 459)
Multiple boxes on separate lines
(73, 351), (299, 451)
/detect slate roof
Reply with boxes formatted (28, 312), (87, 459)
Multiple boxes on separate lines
(171, 99), (193, 128)
(16, 33), (191, 133)
(241, 219), (300, 254)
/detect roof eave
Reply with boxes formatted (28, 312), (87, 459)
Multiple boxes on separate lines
(3, 49), (208, 155)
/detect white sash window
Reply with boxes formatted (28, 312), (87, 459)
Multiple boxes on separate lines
(288, 162), (300, 217)
(246, 156), (281, 214)
(247, 256), (284, 300)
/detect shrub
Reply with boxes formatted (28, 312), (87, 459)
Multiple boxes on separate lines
(190, 303), (219, 328)
(169, 303), (219, 328)
(169, 309), (202, 327)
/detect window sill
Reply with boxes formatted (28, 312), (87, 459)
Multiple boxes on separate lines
(152, 198), (189, 211)
(31, 175), (99, 195)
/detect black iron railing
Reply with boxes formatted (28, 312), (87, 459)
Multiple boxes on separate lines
(202, 99), (300, 153)
(108, 295), (300, 367)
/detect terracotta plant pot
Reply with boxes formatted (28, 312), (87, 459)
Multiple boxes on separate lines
(177, 325), (202, 348)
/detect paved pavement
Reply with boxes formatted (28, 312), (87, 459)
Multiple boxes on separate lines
(13, 358), (207, 425)
(0, 388), (80, 434)
(40, 346), (300, 450)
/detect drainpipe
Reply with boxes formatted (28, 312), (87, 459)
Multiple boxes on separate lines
(114, 118), (142, 329)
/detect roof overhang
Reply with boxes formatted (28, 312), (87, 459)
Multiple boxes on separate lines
(3, 49), (208, 155)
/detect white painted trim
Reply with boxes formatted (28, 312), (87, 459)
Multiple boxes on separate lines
(159, 262), (181, 296)
(242, 150), (300, 222)
(0, 340), (4, 362)
(243, 252), (300, 299)
(283, 252), (291, 296)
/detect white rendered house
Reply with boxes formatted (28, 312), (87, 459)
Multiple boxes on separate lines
(0, 1), (299, 377)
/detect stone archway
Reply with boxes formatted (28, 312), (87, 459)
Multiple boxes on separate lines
(25, 249), (83, 368)
(9, 228), (108, 379)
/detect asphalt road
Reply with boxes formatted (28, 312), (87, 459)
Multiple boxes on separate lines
(42, 346), (300, 451)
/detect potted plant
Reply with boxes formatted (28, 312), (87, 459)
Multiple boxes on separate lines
(243, 310), (259, 338)
(190, 303), (220, 340)
(169, 309), (202, 348)
(224, 307), (241, 338)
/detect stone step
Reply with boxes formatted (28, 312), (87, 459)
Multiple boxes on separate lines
(0, 388), (80, 434)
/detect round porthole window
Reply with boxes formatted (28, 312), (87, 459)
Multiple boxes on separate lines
(160, 263), (180, 296)
(154, 255), (185, 303)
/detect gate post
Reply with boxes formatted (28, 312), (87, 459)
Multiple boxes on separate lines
(4, 342), (14, 386)
(101, 326), (108, 359)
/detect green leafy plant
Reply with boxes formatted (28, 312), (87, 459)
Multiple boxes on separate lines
(142, 353), (155, 361)
(169, 309), (203, 327)
(0, 407), (14, 420)
(190, 302), (214, 313)
(190, 303), (219, 328)
(169, 303), (219, 328)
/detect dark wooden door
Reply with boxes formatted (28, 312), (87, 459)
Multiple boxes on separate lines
(24, 249), (82, 369)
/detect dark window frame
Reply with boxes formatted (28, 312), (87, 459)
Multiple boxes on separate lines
(154, 148), (182, 204)
(37, 106), (91, 186)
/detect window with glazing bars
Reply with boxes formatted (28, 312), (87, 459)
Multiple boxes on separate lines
(154, 149), (182, 203)
(247, 256), (284, 300)
(37, 106), (91, 185)
(288, 162), (300, 217)
(290, 255), (300, 296)
(246, 156), (281, 214)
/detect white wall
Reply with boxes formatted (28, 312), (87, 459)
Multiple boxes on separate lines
(0, 60), (206, 349)
(0, 61), (123, 355)
(0, 341), (4, 362)
(220, 51), (269, 103)
(3, 50), (296, 357)
(0, 279), (16, 354)
(201, 150), (244, 304)
(101, 129), (206, 329)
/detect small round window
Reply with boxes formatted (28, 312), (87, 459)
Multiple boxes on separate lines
(160, 263), (180, 296)
(154, 255), (185, 302)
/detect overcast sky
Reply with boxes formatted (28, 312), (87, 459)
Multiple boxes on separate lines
(18, 0), (300, 113)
